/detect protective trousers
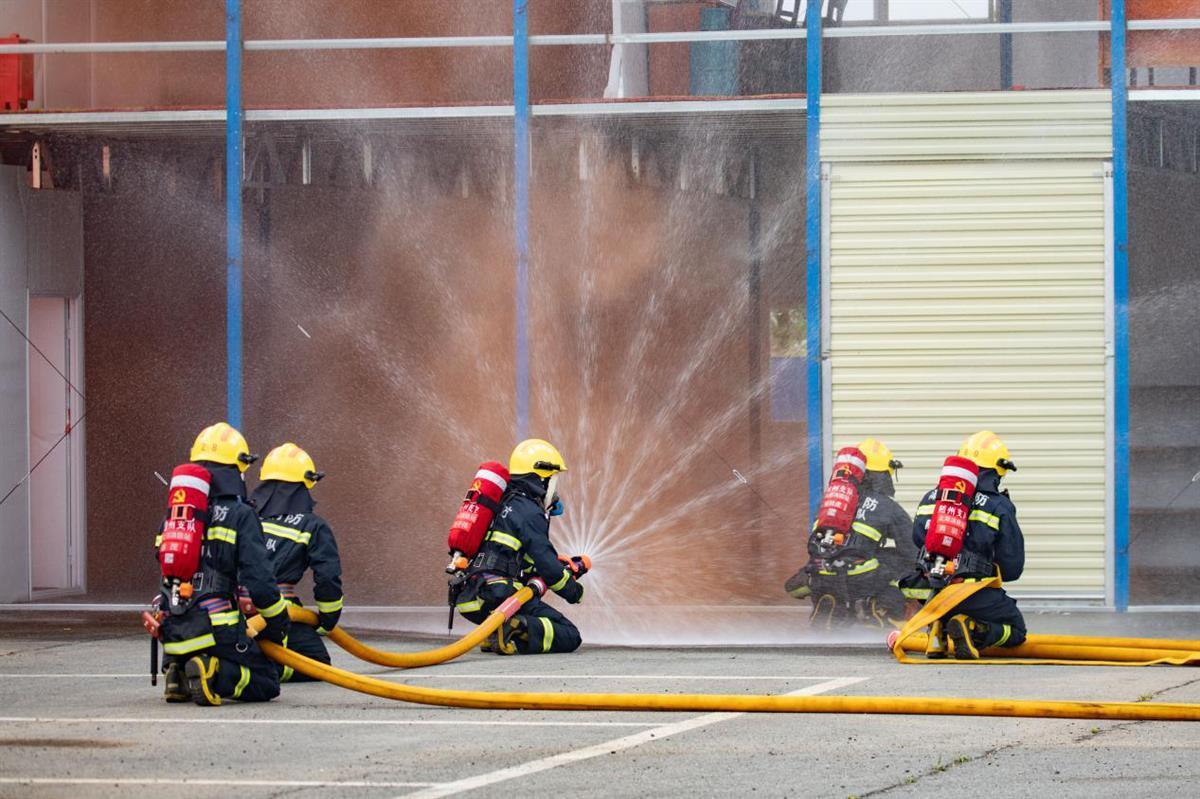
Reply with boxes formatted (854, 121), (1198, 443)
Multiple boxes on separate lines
(277, 611), (332, 683)
(166, 637), (280, 702)
(941, 586), (1026, 649)
(458, 577), (582, 654)
(802, 565), (906, 625)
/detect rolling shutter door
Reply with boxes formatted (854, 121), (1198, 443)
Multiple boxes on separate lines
(827, 160), (1108, 599)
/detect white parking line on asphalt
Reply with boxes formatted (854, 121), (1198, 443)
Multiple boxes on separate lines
(395, 676), (868, 799)
(0, 778), (434, 789)
(0, 716), (659, 728)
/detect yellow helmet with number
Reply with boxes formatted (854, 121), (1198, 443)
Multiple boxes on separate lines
(856, 438), (903, 475)
(190, 422), (256, 472)
(509, 438), (568, 478)
(958, 430), (1017, 475)
(260, 442), (324, 489)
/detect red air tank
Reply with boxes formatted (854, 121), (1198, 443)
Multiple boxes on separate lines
(158, 464), (211, 597)
(813, 447), (867, 547)
(923, 455), (979, 575)
(447, 462), (509, 566)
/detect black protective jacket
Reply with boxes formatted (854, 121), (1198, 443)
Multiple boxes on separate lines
(467, 474), (583, 603)
(252, 480), (344, 632)
(810, 471), (915, 565)
(911, 469), (1025, 581)
(156, 464), (289, 657)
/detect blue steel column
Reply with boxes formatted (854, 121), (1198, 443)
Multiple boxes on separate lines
(1111, 0), (1130, 610)
(513, 0), (531, 439)
(805, 1), (823, 518)
(225, 0), (244, 429)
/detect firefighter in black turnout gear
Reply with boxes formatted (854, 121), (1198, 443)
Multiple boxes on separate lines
(901, 431), (1027, 660)
(251, 443), (344, 683)
(787, 438), (915, 627)
(155, 423), (290, 705)
(456, 439), (586, 655)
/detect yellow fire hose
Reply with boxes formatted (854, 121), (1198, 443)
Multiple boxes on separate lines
(890, 577), (1200, 666)
(236, 584), (1200, 722)
(247, 587), (535, 669)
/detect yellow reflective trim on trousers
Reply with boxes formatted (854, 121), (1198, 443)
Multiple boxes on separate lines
(207, 526), (237, 544)
(208, 610), (240, 627)
(916, 504), (935, 517)
(456, 598), (484, 613)
(539, 617), (554, 653)
(233, 665), (251, 698)
(995, 624), (1012, 647)
(900, 587), (933, 600)
(316, 597), (343, 613)
(259, 597), (288, 619)
(486, 531), (522, 551)
(550, 569), (571, 592)
(851, 521), (882, 542)
(261, 522), (312, 546)
(281, 665), (294, 683)
(969, 510), (1001, 530)
(162, 633), (216, 655)
(847, 558), (879, 576)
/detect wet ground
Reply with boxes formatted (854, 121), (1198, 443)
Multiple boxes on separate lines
(2, 613), (1200, 798)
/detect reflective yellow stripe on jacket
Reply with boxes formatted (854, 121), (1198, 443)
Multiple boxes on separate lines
(486, 531), (522, 551)
(163, 633), (216, 655)
(851, 521), (882, 542)
(316, 597), (343, 614)
(208, 610), (240, 627)
(969, 510), (1001, 530)
(259, 597), (288, 619)
(261, 522), (312, 546)
(847, 558), (879, 576)
(207, 526), (237, 545)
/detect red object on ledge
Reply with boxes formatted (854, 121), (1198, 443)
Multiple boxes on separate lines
(0, 34), (34, 111)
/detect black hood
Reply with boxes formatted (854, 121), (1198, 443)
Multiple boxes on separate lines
(508, 473), (548, 505)
(250, 479), (314, 518)
(976, 468), (1003, 494)
(861, 469), (895, 497)
(195, 462), (247, 501)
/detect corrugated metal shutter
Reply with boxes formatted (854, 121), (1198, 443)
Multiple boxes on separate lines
(827, 160), (1108, 599)
(822, 90), (1111, 162)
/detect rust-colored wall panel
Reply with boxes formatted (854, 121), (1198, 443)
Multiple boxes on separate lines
(647, 4), (702, 97)
(79, 131), (807, 605)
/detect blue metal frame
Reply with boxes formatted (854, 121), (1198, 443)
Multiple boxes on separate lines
(805, 1), (823, 518)
(1111, 0), (1130, 611)
(513, 0), (531, 439)
(225, 0), (243, 430)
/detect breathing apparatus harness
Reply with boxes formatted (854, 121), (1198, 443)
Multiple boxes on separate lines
(918, 455), (992, 589)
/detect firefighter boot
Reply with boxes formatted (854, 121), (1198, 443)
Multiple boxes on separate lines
(925, 620), (948, 660)
(496, 617), (530, 655)
(184, 655), (222, 706)
(163, 661), (189, 703)
(946, 614), (982, 661)
(810, 594), (837, 630)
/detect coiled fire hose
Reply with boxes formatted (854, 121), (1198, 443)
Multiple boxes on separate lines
(242, 585), (1200, 722)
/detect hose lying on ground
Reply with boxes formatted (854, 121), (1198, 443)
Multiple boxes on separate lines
(239, 583), (1200, 722)
(255, 638), (1200, 722)
(890, 577), (1200, 666)
(247, 587), (534, 669)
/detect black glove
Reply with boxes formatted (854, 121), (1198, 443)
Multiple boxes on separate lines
(261, 614), (290, 645)
(566, 555), (590, 577)
(317, 609), (341, 636)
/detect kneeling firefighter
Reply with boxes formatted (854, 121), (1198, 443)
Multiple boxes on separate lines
(786, 439), (914, 627)
(147, 423), (290, 706)
(899, 431), (1027, 660)
(250, 443), (343, 683)
(454, 439), (587, 655)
